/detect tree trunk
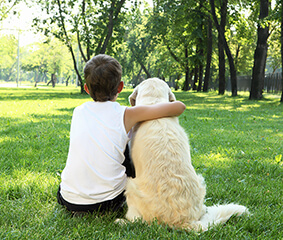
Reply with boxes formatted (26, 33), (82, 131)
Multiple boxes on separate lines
(203, 17), (213, 92)
(227, 51), (238, 96)
(66, 76), (70, 86)
(47, 74), (56, 87)
(192, 66), (198, 90)
(250, 0), (270, 100)
(140, 62), (151, 79)
(196, 0), (204, 92)
(281, 0), (283, 103)
(184, 47), (190, 91)
(197, 35), (204, 91)
(69, 44), (84, 93)
(218, 30), (226, 94)
(80, 0), (91, 61)
(99, 1), (115, 54)
(210, 0), (238, 96)
(175, 74), (181, 90)
(98, 0), (126, 54)
(234, 44), (241, 70)
(34, 70), (39, 87)
(51, 74), (56, 87)
(218, 0), (227, 95)
(184, 68), (190, 91)
(197, 62), (204, 92)
(57, 0), (84, 93)
(162, 36), (189, 89)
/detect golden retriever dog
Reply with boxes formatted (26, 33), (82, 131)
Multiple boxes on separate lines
(123, 78), (248, 231)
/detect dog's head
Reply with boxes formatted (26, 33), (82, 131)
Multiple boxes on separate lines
(129, 78), (176, 106)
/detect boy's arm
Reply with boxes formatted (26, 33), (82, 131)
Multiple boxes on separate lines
(124, 101), (186, 133)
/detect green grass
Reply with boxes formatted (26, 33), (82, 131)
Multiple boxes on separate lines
(0, 86), (282, 239)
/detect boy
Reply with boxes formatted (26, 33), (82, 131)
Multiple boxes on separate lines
(57, 54), (186, 215)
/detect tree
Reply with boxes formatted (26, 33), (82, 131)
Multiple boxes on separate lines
(249, 0), (270, 100)
(126, 7), (154, 79)
(33, 0), (126, 93)
(195, 0), (206, 92)
(281, 0), (283, 103)
(152, 0), (209, 91)
(152, 0), (189, 90)
(0, 35), (18, 81)
(268, 31), (281, 75)
(217, 0), (227, 95)
(210, 0), (238, 96)
(21, 43), (48, 86)
(203, 16), (213, 92)
(21, 38), (73, 87)
(229, 6), (257, 76)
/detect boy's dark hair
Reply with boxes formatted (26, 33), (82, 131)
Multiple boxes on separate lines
(84, 54), (122, 101)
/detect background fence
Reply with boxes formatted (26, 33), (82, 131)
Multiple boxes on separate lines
(227, 73), (282, 93)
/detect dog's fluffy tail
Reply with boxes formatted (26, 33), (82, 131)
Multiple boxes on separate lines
(199, 204), (249, 231)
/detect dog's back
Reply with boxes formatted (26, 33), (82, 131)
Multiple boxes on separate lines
(127, 115), (206, 228)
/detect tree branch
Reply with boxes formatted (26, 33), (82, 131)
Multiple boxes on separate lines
(99, 0), (126, 54)
(81, 0), (91, 60)
(76, 30), (88, 62)
(161, 35), (184, 68)
(56, 0), (83, 91)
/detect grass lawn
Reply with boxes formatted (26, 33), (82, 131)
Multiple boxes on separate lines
(0, 86), (282, 239)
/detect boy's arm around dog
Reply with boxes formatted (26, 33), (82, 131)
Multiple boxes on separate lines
(124, 101), (186, 133)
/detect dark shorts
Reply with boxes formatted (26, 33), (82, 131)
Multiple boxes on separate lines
(57, 187), (126, 215)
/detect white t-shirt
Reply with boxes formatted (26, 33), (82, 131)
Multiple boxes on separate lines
(60, 101), (131, 205)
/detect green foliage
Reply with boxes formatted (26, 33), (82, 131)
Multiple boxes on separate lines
(268, 28), (281, 74)
(228, 7), (257, 75)
(0, 0), (19, 21)
(0, 35), (18, 81)
(2, 1), (281, 93)
(21, 38), (73, 80)
(117, 5), (154, 85)
(152, 0), (197, 69)
(31, 0), (127, 90)
(0, 87), (282, 239)
(33, 0), (127, 57)
(266, 2), (281, 74)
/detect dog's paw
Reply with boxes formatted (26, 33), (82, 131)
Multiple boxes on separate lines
(114, 218), (128, 225)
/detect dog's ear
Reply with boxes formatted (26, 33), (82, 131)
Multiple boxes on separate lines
(129, 87), (138, 106)
(169, 89), (176, 102)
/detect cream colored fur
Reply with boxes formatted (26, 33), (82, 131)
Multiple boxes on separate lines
(123, 78), (248, 231)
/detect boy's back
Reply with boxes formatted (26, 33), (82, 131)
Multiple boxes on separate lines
(60, 101), (130, 205)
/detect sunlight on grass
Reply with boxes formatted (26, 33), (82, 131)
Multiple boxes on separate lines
(1, 169), (58, 200)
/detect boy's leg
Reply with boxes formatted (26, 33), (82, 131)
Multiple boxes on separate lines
(123, 144), (135, 178)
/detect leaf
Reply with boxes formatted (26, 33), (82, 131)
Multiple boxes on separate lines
(275, 154), (282, 165)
